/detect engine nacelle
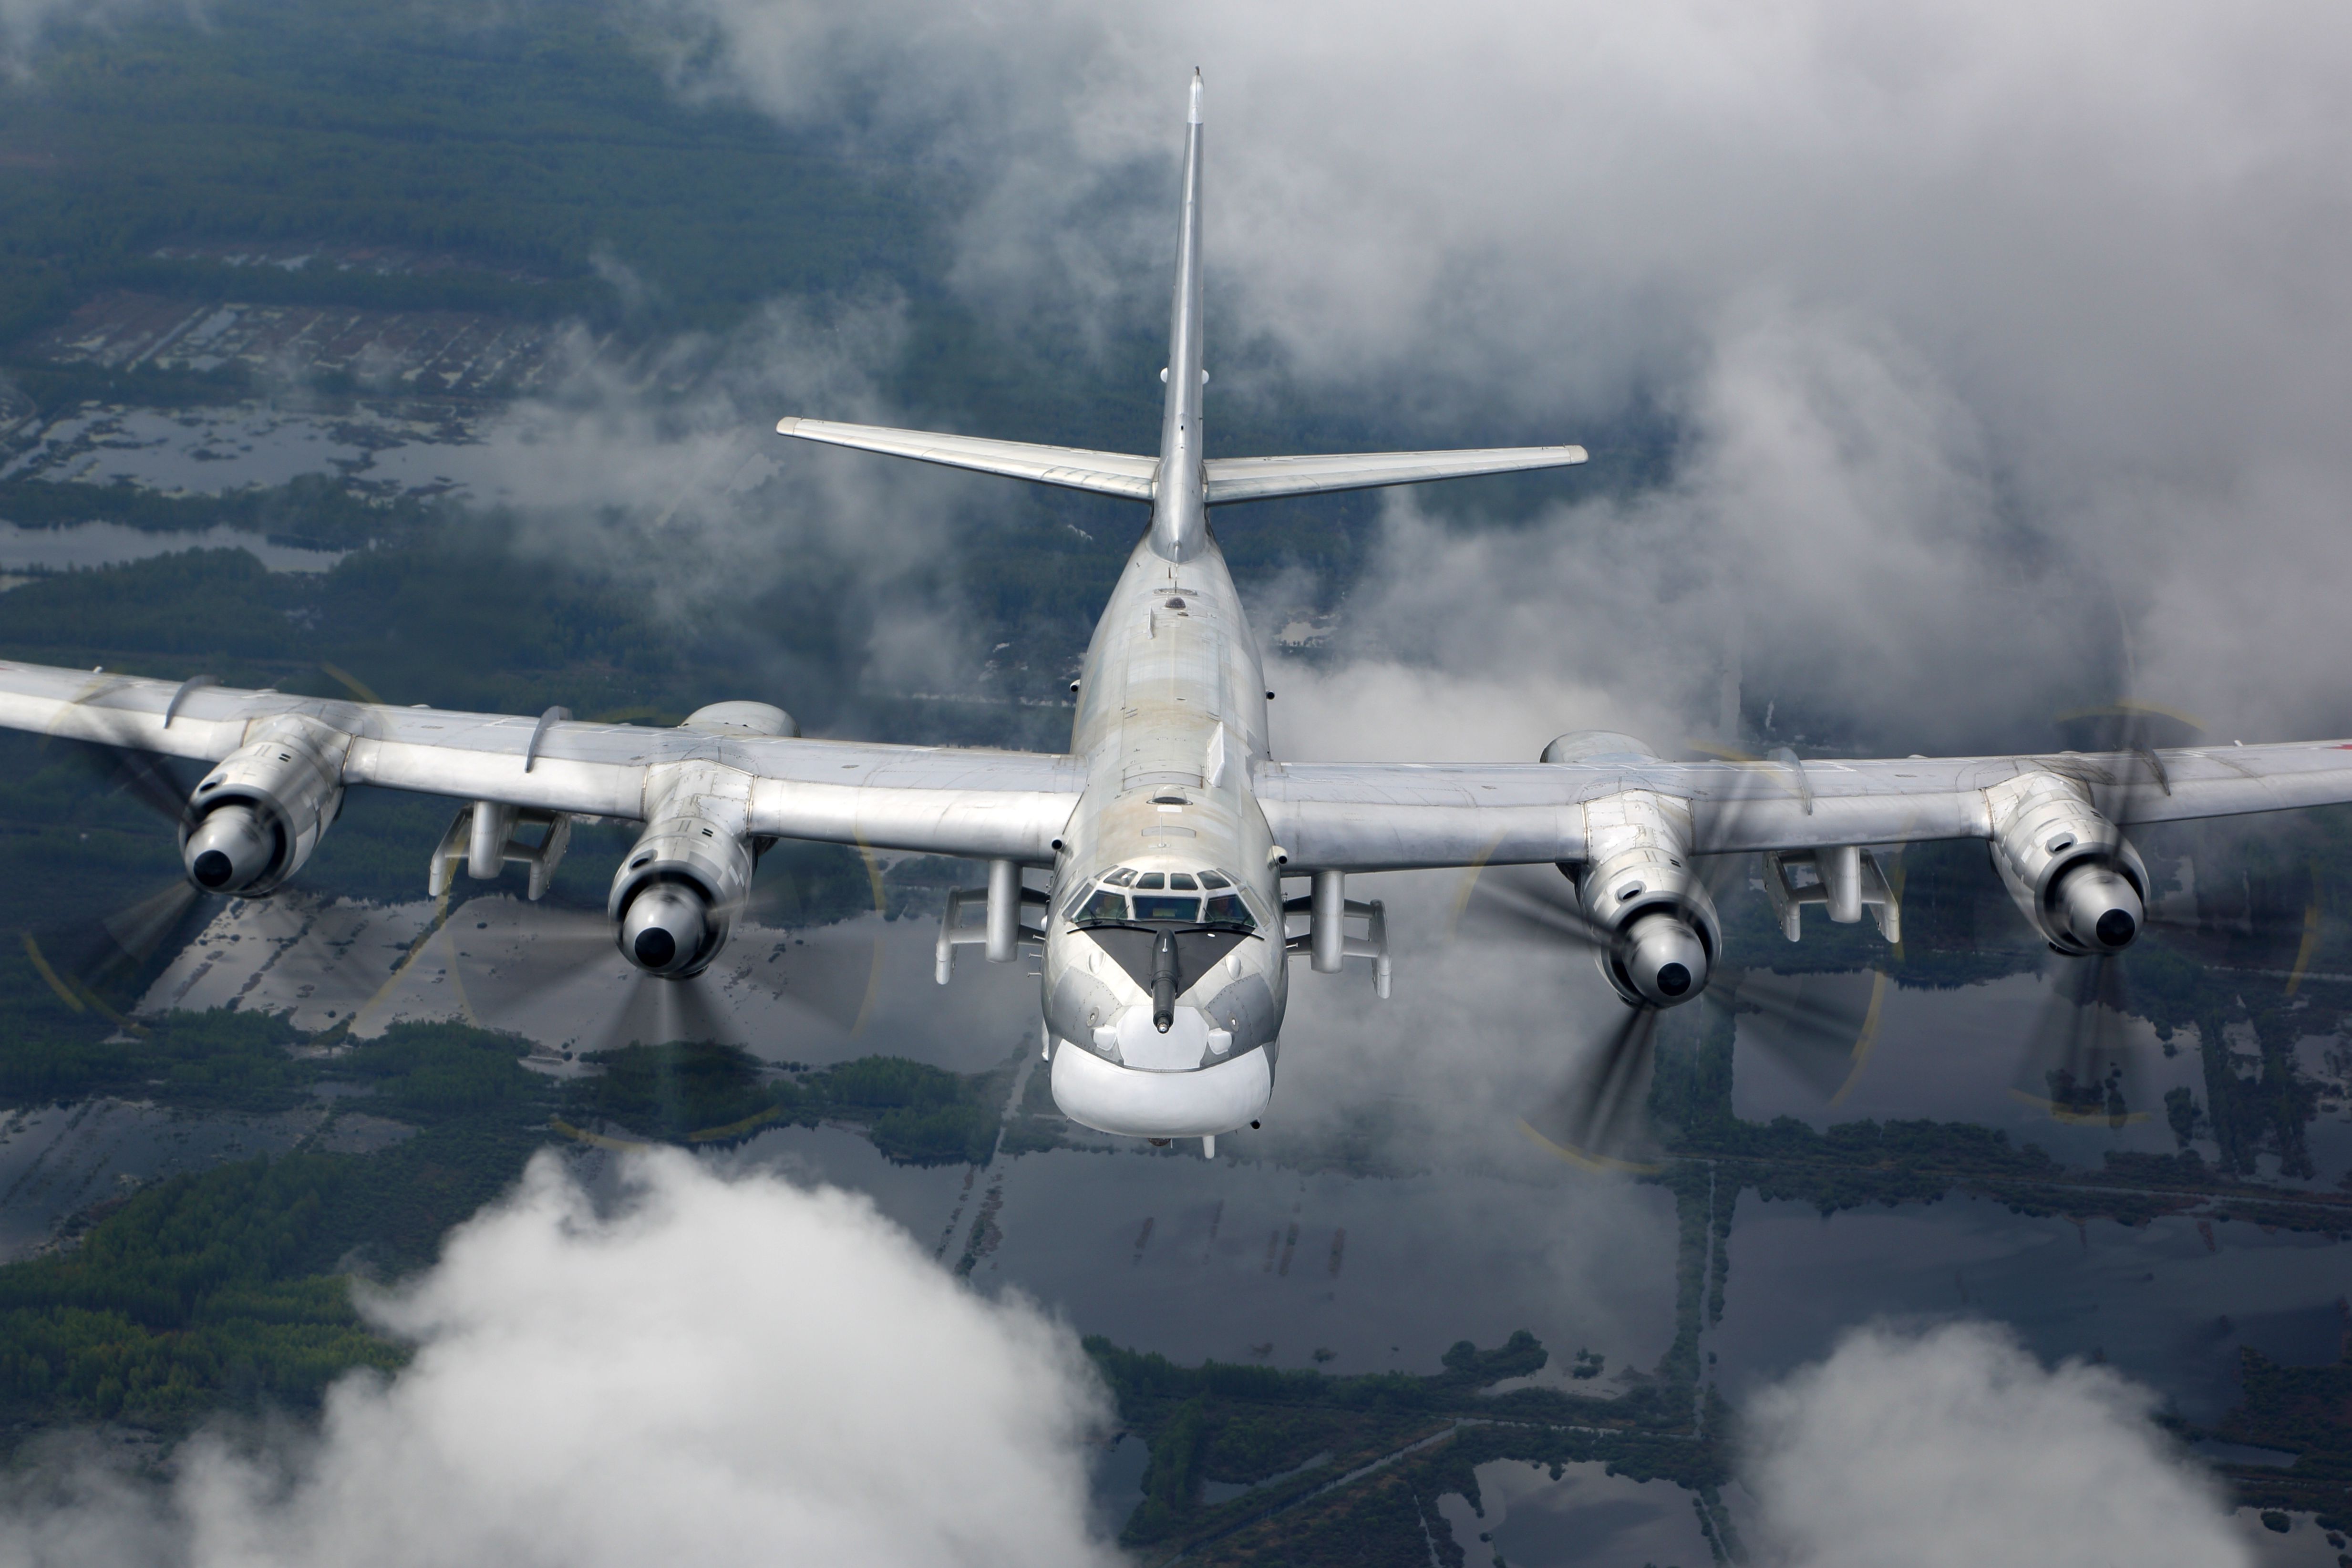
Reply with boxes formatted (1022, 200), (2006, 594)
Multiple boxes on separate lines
(1985, 770), (2148, 956)
(1546, 736), (1723, 1009)
(180, 716), (346, 897)
(607, 812), (755, 978)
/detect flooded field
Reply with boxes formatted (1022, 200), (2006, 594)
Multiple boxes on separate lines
(140, 891), (1037, 1076)
(22, 291), (576, 398)
(1709, 1194), (2352, 1424)
(1434, 1460), (1714, 1568)
(1734, 970), (2352, 1180)
(0, 518), (346, 576)
(2, 400), (484, 496)
(0, 1097), (410, 1263)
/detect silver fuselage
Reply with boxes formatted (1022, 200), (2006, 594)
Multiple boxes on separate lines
(1041, 527), (1289, 1136)
(1039, 90), (1290, 1137)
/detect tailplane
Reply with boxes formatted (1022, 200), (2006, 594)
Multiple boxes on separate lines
(774, 419), (1585, 505)
(774, 419), (1157, 501)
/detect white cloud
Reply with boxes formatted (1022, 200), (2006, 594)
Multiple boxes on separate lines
(1741, 1321), (2248, 1568)
(0, 0), (186, 75)
(644, 0), (2352, 749)
(0, 1153), (1117, 1568)
(392, 296), (1006, 701)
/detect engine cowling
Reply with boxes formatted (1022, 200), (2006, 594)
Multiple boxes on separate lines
(1985, 770), (2147, 956)
(607, 812), (754, 978)
(1545, 734), (1723, 1008)
(180, 717), (346, 897)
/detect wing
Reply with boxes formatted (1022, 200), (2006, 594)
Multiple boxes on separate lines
(1201, 445), (1588, 504)
(1253, 742), (2352, 871)
(0, 661), (1081, 862)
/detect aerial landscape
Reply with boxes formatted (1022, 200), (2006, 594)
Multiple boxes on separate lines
(0, 2), (2348, 1565)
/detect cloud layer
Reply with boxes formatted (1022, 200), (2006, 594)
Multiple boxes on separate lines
(0, 1153), (1116, 1568)
(648, 0), (2352, 754)
(1741, 1320), (2249, 1568)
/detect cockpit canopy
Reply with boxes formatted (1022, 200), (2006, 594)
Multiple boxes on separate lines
(1062, 865), (1260, 931)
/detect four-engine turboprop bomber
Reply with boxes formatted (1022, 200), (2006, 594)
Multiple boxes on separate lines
(12, 75), (2352, 1155)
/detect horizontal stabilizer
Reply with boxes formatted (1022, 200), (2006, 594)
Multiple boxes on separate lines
(1202, 445), (1587, 505)
(775, 419), (1158, 501)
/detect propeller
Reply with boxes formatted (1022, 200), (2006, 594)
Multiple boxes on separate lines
(303, 841), (890, 1115)
(2010, 701), (2314, 1127)
(2013, 701), (2305, 1128)
(1462, 860), (1886, 1169)
(20, 735), (213, 1025)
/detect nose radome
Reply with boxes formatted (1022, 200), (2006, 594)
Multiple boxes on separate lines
(1111, 1004), (1214, 1071)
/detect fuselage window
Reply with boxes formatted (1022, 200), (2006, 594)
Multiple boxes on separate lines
(1135, 872), (1166, 889)
(1169, 872), (1198, 889)
(1197, 869), (1230, 888)
(1104, 867), (1137, 886)
(1131, 892), (1199, 922)
(1202, 893), (1255, 931)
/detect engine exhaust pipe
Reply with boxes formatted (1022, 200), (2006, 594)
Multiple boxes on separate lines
(620, 882), (710, 976)
(184, 804), (276, 893)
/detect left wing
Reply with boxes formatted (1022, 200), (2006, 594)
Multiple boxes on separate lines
(1254, 742), (2352, 871)
(0, 661), (1081, 862)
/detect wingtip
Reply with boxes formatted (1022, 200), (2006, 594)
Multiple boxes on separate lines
(1188, 70), (1203, 124)
(1566, 444), (1589, 463)
(775, 417), (799, 435)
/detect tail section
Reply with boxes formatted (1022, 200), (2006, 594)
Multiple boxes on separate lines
(774, 72), (1588, 518)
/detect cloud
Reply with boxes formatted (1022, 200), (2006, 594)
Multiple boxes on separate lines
(1740, 1320), (2248, 1568)
(0, 0), (186, 76)
(0, 1153), (1117, 1568)
(368, 295), (1013, 706)
(642, 0), (2352, 749)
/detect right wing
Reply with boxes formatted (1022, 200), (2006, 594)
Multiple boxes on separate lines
(0, 661), (1083, 862)
(1254, 742), (2352, 872)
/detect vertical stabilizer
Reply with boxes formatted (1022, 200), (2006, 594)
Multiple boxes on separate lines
(1152, 71), (1208, 561)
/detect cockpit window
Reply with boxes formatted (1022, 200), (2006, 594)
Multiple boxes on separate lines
(1062, 865), (1260, 929)
(1131, 892), (1199, 921)
(1076, 888), (1129, 921)
(1202, 893), (1255, 931)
